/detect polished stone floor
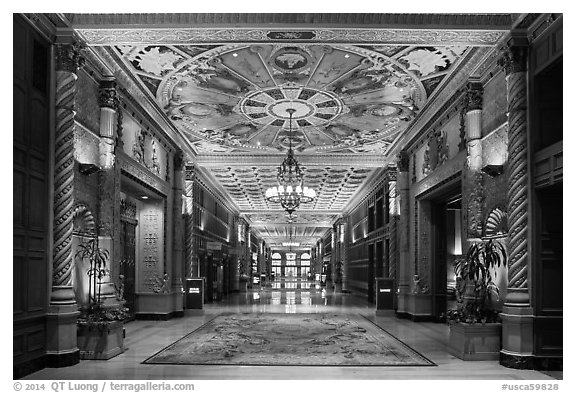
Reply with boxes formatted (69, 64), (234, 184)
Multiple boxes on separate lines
(24, 278), (561, 381)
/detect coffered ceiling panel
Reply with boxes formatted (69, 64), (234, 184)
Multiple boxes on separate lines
(209, 165), (376, 212)
(247, 211), (335, 248)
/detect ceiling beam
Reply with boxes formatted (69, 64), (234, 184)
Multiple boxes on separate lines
(249, 223), (333, 229)
(241, 209), (338, 215)
(196, 154), (387, 168)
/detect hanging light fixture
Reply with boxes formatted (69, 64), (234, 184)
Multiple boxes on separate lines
(265, 108), (316, 215)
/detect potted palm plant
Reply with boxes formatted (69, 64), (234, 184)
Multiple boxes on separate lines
(75, 236), (128, 360)
(447, 238), (507, 360)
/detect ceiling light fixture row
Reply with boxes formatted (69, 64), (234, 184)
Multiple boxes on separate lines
(265, 108), (316, 215)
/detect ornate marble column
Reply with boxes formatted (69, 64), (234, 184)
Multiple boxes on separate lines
(172, 152), (185, 309)
(396, 151), (411, 311)
(97, 78), (121, 307)
(387, 167), (399, 282)
(46, 42), (84, 367)
(184, 164), (197, 277)
(497, 37), (534, 368)
(464, 81), (486, 239)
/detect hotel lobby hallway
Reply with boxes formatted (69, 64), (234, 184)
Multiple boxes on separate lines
(24, 278), (560, 381)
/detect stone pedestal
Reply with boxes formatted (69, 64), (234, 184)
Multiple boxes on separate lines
(45, 286), (80, 367)
(397, 293), (433, 321)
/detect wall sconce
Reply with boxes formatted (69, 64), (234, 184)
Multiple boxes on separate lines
(78, 162), (101, 176)
(481, 164), (504, 177)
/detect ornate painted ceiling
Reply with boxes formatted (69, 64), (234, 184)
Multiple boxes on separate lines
(70, 13), (511, 249)
(112, 43), (467, 155)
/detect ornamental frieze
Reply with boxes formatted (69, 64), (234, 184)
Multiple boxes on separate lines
(77, 28), (505, 46)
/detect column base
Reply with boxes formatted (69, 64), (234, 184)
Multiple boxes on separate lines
(396, 293), (434, 321)
(500, 305), (534, 367)
(500, 350), (535, 369)
(46, 349), (80, 368)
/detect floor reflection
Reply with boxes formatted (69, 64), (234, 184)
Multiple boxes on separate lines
(239, 278), (346, 310)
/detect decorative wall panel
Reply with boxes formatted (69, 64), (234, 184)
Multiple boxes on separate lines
(73, 123), (100, 165)
(120, 112), (168, 180)
(137, 201), (165, 293)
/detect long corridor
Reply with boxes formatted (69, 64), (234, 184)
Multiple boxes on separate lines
(24, 278), (559, 381)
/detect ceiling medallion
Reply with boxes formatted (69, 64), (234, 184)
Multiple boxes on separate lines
(240, 85), (344, 128)
(265, 108), (316, 215)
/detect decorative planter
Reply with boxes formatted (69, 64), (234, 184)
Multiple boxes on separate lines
(448, 322), (502, 361)
(77, 320), (125, 360)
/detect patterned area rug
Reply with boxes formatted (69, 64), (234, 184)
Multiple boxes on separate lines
(143, 313), (435, 366)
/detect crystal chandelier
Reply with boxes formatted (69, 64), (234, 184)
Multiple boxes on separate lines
(265, 108), (316, 215)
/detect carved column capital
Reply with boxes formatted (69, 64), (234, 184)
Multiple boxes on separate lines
(386, 166), (398, 182)
(185, 164), (195, 182)
(55, 42), (85, 74)
(398, 150), (410, 173)
(497, 41), (528, 75)
(465, 81), (484, 112)
(98, 79), (119, 109)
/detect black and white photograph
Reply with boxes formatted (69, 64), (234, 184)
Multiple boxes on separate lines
(8, 4), (568, 391)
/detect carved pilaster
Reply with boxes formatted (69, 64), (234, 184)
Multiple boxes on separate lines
(465, 170), (486, 239)
(52, 43), (84, 297)
(172, 152), (185, 294)
(388, 176), (398, 281)
(98, 80), (119, 239)
(463, 79), (485, 239)
(396, 154), (411, 301)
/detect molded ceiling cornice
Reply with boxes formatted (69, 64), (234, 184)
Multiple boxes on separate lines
(65, 13), (515, 29)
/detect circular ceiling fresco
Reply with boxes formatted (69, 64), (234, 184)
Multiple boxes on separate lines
(150, 43), (444, 154)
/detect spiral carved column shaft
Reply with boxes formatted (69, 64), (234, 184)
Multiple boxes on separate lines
(46, 43), (84, 365)
(496, 39), (535, 367)
(52, 70), (77, 293)
(505, 71), (529, 304)
(184, 165), (196, 277)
